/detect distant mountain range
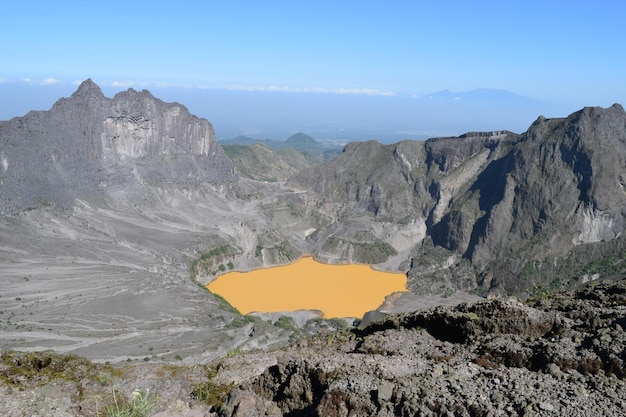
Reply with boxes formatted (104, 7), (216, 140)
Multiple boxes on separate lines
(0, 83), (562, 144)
(421, 88), (540, 103)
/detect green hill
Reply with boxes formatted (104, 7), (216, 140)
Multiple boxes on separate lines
(222, 143), (312, 181)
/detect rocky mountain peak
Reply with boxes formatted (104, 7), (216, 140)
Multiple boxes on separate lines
(582, 102), (625, 117)
(0, 80), (236, 212)
(71, 78), (104, 100)
(112, 86), (157, 102)
(72, 78), (104, 97)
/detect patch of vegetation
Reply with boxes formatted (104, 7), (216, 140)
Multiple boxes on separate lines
(0, 350), (127, 403)
(226, 347), (244, 357)
(189, 244), (239, 280)
(0, 350), (101, 388)
(98, 387), (159, 417)
(526, 282), (551, 302)
(286, 200), (306, 217)
(226, 314), (259, 329)
(274, 315), (299, 332)
(581, 251), (626, 277)
(296, 327), (357, 349)
(192, 365), (235, 408)
(521, 261), (536, 278)
(322, 236), (397, 264)
(273, 241), (299, 261)
(256, 240), (300, 263)
(296, 318), (355, 347)
(212, 293), (241, 315)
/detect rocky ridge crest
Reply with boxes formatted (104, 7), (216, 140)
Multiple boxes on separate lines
(290, 104), (626, 296)
(0, 79), (235, 212)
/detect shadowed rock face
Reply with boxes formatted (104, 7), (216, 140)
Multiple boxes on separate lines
(455, 104), (626, 291)
(0, 79), (235, 212)
(290, 104), (626, 295)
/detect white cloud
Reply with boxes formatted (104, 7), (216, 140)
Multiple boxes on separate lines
(0, 77), (11, 84)
(10, 77), (396, 97)
(217, 84), (395, 96)
(153, 81), (178, 88)
(20, 77), (62, 85)
(41, 78), (60, 85)
(111, 80), (137, 88)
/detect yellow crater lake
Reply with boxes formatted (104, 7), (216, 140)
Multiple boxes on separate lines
(207, 256), (408, 318)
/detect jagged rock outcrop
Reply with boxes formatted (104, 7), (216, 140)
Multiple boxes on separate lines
(288, 131), (518, 292)
(0, 79), (235, 212)
(216, 279), (626, 417)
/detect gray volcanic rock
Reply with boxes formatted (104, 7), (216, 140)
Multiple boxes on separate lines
(0, 79), (235, 212)
(215, 279), (626, 417)
(1, 274), (624, 416)
(289, 131), (517, 222)
(291, 139), (430, 219)
(291, 105), (626, 295)
(438, 104), (626, 293)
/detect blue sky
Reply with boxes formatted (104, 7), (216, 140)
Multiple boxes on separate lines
(1, 1), (625, 141)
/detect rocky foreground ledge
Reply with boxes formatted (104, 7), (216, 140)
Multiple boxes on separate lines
(2, 279), (625, 417)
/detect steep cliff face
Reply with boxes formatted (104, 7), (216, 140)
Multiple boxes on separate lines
(511, 104), (626, 246)
(436, 104), (626, 292)
(0, 79), (235, 212)
(289, 132), (518, 223)
(291, 105), (626, 295)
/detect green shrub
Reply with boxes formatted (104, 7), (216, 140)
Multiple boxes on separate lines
(274, 315), (298, 332)
(190, 244), (239, 279)
(98, 388), (159, 417)
(193, 366), (234, 408)
(226, 347), (243, 357)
